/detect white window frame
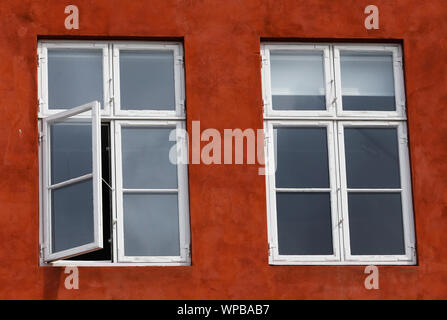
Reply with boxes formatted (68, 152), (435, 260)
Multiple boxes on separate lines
(115, 120), (190, 264)
(37, 41), (112, 117)
(261, 44), (335, 118)
(262, 43), (416, 265)
(38, 40), (190, 266)
(265, 120), (341, 264)
(333, 45), (406, 119)
(41, 101), (103, 262)
(337, 121), (415, 263)
(112, 43), (185, 118)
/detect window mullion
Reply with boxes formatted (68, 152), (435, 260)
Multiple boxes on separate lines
(335, 120), (350, 262)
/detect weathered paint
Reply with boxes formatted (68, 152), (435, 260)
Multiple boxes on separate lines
(0, 0), (446, 299)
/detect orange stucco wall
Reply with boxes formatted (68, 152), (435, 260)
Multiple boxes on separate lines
(0, 0), (446, 299)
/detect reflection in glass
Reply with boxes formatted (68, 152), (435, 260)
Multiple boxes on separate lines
(275, 127), (329, 188)
(123, 193), (180, 256)
(344, 127), (400, 188)
(51, 179), (94, 253)
(120, 50), (175, 110)
(48, 49), (103, 109)
(50, 121), (92, 185)
(121, 127), (178, 189)
(276, 192), (333, 255)
(348, 192), (405, 255)
(340, 52), (395, 111)
(270, 51), (326, 110)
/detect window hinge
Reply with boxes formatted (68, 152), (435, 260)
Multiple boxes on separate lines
(38, 131), (44, 145)
(175, 56), (184, 65)
(262, 99), (270, 113)
(37, 54), (45, 67)
(264, 131), (270, 143)
(38, 98), (45, 109)
(261, 55), (269, 66)
(268, 243), (276, 257)
(39, 244), (46, 258)
(179, 100), (186, 113)
(183, 244), (191, 258)
(400, 137), (409, 146)
(394, 60), (403, 69)
(409, 245), (416, 258)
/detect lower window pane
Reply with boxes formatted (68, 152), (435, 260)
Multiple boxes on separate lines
(348, 192), (405, 255)
(123, 193), (180, 256)
(51, 179), (94, 253)
(276, 192), (333, 255)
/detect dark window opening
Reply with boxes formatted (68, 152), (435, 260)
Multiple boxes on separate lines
(68, 123), (112, 261)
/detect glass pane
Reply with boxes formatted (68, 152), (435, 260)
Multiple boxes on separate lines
(276, 192), (333, 255)
(348, 192), (405, 255)
(340, 51), (395, 111)
(344, 128), (400, 188)
(270, 51), (326, 110)
(119, 50), (175, 110)
(48, 49), (103, 109)
(123, 193), (180, 256)
(50, 121), (92, 185)
(121, 127), (178, 189)
(51, 179), (94, 253)
(275, 127), (329, 188)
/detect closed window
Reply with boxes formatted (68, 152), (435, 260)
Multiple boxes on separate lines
(38, 41), (190, 266)
(261, 43), (416, 265)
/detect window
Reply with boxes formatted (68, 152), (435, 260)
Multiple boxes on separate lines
(38, 41), (190, 266)
(261, 43), (416, 265)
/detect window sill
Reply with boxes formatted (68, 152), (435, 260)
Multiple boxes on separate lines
(40, 260), (191, 267)
(268, 259), (417, 266)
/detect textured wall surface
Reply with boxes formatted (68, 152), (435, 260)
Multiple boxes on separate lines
(0, 0), (446, 299)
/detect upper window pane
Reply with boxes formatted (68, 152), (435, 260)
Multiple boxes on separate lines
(344, 127), (401, 188)
(270, 51), (326, 110)
(48, 49), (103, 109)
(340, 51), (395, 111)
(50, 121), (92, 185)
(275, 127), (330, 188)
(121, 127), (178, 189)
(119, 50), (175, 110)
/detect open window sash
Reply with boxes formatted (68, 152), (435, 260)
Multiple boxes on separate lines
(42, 101), (103, 262)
